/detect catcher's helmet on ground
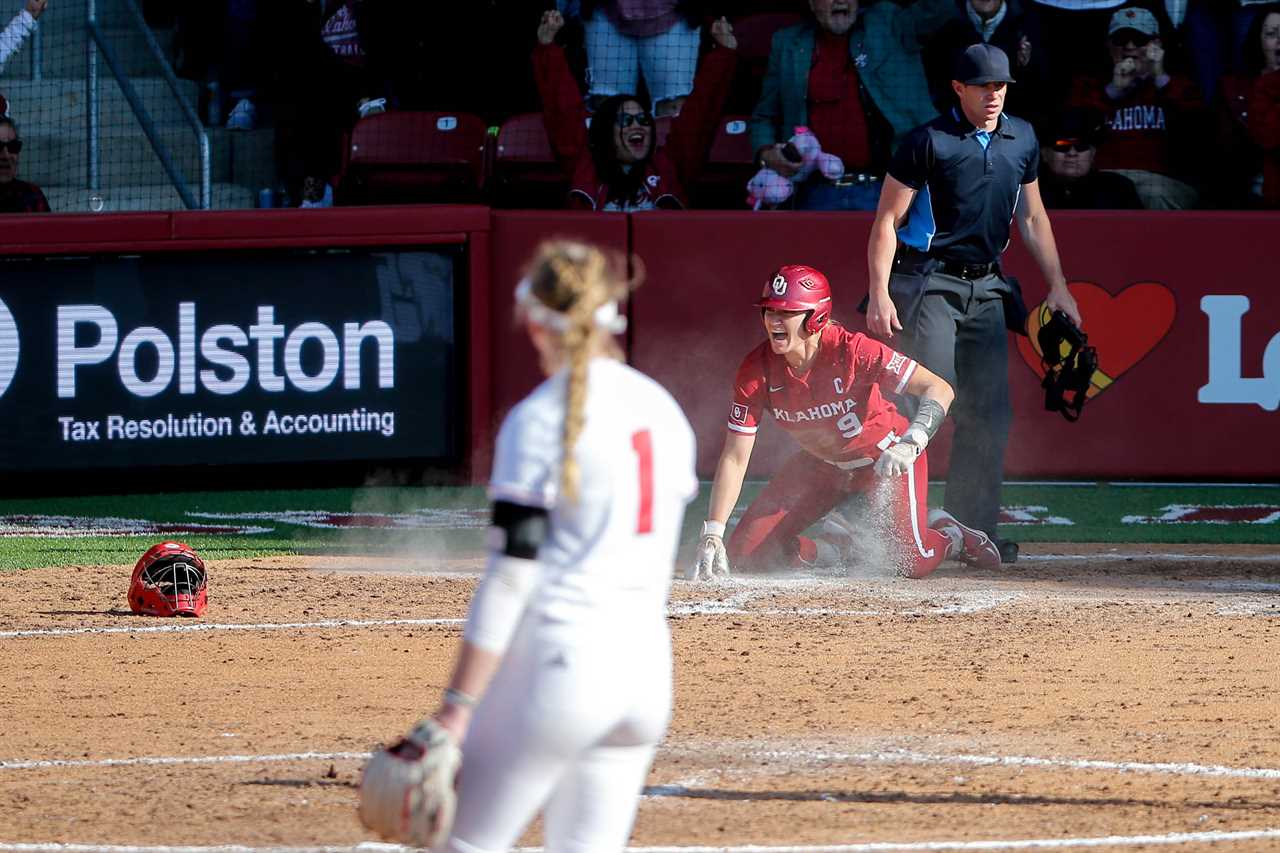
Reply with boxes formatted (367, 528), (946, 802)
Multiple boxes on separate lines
(755, 265), (833, 335)
(128, 542), (207, 617)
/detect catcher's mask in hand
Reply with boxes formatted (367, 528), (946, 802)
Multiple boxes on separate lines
(128, 541), (208, 617)
(1037, 310), (1097, 422)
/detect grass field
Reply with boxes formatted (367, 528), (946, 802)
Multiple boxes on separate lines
(0, 482), (1275, 570)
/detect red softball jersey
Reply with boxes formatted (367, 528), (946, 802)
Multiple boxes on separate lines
(727, 323), (917, 468)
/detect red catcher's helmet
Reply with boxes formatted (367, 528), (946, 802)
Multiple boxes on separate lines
(755, 265), (832, 335)
(129, 542), (207, 617)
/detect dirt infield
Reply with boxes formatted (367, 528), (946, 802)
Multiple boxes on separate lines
(2, 544), (1279, 850)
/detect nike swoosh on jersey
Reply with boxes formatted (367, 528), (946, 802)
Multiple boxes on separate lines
(768, 385), (785, 392)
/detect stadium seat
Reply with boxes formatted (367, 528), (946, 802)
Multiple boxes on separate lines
(338, 111), (488, 205)
(489, 112), (567, 208)
(690, 115), (756, 210)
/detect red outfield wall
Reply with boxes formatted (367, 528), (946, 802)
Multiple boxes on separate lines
(621, 211), (1280, 480)
(2, 208), (1275, 482)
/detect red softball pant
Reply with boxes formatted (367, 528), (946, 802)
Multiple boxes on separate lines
(726, 449), (950, 579)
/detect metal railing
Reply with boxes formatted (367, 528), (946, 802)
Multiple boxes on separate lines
(85, 0), (210, 209)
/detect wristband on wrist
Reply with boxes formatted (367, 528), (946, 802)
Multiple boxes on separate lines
(443, 687), (478, 709)
(701, 520), (726, 538)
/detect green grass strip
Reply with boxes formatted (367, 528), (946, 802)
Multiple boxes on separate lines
(0, 483), (1274, 571)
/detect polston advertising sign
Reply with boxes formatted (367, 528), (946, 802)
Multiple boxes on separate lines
(0, 248), (458, 470)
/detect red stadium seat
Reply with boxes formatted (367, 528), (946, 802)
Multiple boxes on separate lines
(339, 111), (489, 205)
(691, 115), (756, 210)
(489, 112), (568, 208)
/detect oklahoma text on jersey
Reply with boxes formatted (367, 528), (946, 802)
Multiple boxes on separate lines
(728, 323), (916, 468)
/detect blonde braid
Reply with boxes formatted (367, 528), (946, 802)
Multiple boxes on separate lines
(552, 252), (606, 503)
(524, 242), (624, 504)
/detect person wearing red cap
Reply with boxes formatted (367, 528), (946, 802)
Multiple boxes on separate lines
(689, 263), (1001, 582)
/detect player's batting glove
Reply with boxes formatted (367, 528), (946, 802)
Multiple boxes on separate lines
(874, 436), (923, 478)
(688, 520), (730, 580)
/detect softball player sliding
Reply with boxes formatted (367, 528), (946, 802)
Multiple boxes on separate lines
(691, 264), (1001, 581)
(432, 241), (696, 850)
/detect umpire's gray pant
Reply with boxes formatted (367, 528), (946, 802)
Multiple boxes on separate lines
(893, 270), (1011, 539)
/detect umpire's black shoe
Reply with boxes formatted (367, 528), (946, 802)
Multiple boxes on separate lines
(994, 538), (1019, 564)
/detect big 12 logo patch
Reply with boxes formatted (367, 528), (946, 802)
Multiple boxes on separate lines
(1016, 281), (1175, 400)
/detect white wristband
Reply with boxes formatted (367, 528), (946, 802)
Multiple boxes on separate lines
(701, 520), (726, 538)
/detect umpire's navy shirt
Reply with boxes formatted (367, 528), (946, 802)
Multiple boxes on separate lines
(889, 109), (1039, 264)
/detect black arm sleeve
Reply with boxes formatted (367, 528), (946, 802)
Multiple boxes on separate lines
(490, 500), (551, 560)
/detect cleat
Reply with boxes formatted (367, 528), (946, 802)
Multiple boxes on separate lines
(927, 509), (1001, 570)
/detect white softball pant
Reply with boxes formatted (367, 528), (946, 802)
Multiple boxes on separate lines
(443, 619), (672, 853)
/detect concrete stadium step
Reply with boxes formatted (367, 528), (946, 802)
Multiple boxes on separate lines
(20, 126), (225, 188)
(3, 77), (201, 129)
(2, 16), (175, 79)
(19, 127), (276, 191)
(43, 181), (258, 213)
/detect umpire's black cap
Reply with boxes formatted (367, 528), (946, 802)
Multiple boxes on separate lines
(954, 43), (1016, 85)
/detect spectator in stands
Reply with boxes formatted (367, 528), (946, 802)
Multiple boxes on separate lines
(1247, 6), (1280, 206)
(1036, 106), (1142, 208)
(1212, 5), (1280, 206)
(534, 9), (738, 210)
(0, 0), (46, 80)
(1183, 0), (1275, 107)
(0, 117), (49, 212)
(255, 0), (385, 206)
(749, 0), (960, 212)
(924, 0), (1048, 121)
(571, 0), (704, 118)
(215, 0), (382, 133)
(1069, 6), (1203, 208)
(1032, 0), (1177, 103)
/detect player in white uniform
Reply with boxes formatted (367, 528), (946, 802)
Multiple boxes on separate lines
(366, 240), (699, 852)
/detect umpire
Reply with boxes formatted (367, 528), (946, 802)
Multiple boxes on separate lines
(865, 43), (1081, 563)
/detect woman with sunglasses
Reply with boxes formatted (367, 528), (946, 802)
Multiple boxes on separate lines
(0, 117), (48, 213)
(534, 9), (737, 211)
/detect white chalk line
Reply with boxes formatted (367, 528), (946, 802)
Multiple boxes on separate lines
(0, 618), (465, 639)
(5, 744), (1279, 782)
(747, 747), (1280, 780)
(0, 751), (367, 771)
(4, 828), (1280, 852)
(2, 586), (1017, 638)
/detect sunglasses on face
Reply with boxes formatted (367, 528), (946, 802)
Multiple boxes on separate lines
(1051, 139), (1093, 153)
(1111, 32), (1153, 48)
(0, 139), (22, 154)
(615, 112), (653, 129)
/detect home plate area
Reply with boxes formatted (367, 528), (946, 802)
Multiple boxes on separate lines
(0, 545), (1278, 849)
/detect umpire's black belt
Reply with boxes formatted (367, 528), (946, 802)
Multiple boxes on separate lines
(895, 250), (998, 280)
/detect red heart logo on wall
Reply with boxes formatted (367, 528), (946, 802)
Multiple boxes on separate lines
(1016, 282), (1176, 398)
